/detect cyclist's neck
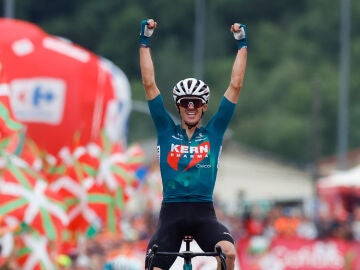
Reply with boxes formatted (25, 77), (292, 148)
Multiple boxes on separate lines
(182, 124), (200, 139)
(185, 128), (195, 139)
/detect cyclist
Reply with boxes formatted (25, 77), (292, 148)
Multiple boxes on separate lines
(140, 18), (247, 270)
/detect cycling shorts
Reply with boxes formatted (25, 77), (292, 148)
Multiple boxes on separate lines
(145, 202), (234, 269)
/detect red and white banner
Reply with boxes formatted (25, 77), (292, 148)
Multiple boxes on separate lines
(237, 236), (360, 270)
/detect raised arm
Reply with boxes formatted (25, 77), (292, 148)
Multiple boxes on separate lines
(224, 23), (248, 104)
(139, 19), (160, 100)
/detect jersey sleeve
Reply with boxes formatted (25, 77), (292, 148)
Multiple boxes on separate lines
(148, 95), (175, 134)
(206, 96), (236, 138)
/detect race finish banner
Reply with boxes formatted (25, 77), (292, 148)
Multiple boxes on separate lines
(237, 236), (360, 270)
(0, 18), (131, 155)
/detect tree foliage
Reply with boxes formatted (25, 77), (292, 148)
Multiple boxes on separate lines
(2, 0), (359, 165)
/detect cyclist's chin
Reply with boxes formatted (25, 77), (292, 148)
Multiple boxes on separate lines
(184, 120), (199, 128)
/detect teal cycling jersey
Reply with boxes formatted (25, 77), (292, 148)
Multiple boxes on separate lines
(148, 95), (236, 202)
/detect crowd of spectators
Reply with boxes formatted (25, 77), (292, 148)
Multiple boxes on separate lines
(58, 196), (360, 269)
(221, 199), (360, 242)
(2, 162), (360, 270)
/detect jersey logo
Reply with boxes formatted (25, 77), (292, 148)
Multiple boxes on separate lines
(167, 141), (210, 171)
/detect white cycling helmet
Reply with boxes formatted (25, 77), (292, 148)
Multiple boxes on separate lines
(173, 78), (210, 104)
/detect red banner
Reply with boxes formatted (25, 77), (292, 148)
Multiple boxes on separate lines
(237, 236), (360, 270)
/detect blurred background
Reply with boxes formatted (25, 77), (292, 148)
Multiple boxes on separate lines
(1, 0), (360, 269)
(2, 0), (359, 165)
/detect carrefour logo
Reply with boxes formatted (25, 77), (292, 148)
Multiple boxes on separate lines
(32, 85), (55, 105)
(10, 78), (66, 124)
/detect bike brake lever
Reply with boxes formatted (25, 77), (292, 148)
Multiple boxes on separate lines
(215, 246), (227, 270)
(152, 244), (159, 254)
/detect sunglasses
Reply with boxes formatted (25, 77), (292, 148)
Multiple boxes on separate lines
(178, 98), (204, 109)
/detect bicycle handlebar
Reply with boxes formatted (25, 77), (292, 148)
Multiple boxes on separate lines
(148, 244), (227, 270)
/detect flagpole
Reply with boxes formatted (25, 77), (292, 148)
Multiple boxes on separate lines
(194, 0), (205, 79)
(337, 0), (351, 170)
(3, 0), (15, 18)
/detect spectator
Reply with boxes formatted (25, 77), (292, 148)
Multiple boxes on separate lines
(331, 219), (353, 240)
(262, 205), (283, 240)
(315, 208), (337, 239)
(243, 206), (264, 237)
(56, 254), (72, 270)
(296, 211), (318, 240)
(273, 207), (300, 237)
(351, 204), (360, 241)
(75, 254), (91, 270)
